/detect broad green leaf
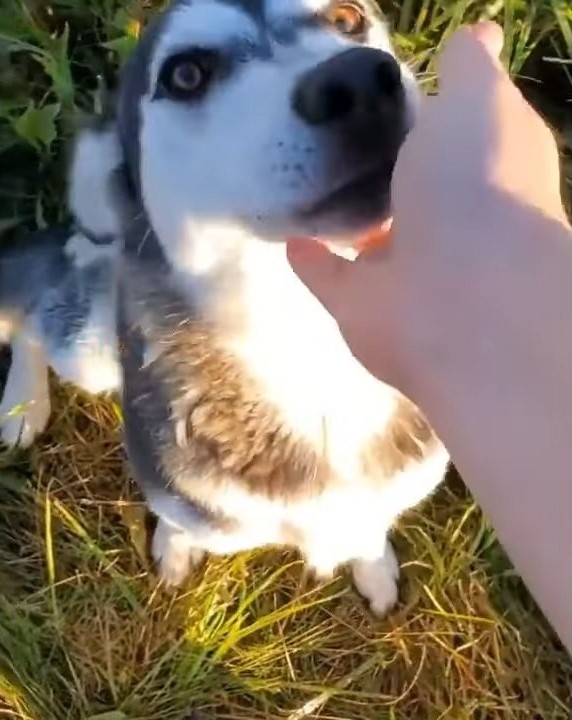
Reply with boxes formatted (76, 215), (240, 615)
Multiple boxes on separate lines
(34, 25), (74, 107)
(12, 102), (60, 150)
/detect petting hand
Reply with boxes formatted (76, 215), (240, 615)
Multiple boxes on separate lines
(287, 21), (568, 400)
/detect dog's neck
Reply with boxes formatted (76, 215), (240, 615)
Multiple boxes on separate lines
(169, 220), (304, 332)
(120, 204), (298, 326)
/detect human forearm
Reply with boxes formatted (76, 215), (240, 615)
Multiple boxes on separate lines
(412, 207), (572, 653)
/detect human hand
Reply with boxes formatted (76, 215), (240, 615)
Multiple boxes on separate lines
(287, 22), (568, 400)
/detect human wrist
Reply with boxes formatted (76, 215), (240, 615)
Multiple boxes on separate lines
(397, 191), (572, 430)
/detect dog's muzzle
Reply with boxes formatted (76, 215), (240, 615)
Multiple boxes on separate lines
(290, 47), (408, 231)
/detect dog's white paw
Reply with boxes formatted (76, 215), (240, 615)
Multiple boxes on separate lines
(351, 541), (400, 617)
(0, 395), (51, 448)
(152, 519), (205, 587)
(307, 562), (337, 583)
(0, 336), (51, 448)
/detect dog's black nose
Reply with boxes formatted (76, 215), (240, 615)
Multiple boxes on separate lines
(292, 48), (403, 126)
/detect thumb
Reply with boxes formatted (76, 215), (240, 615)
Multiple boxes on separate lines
(438, 21), (504, 95)
(286, 237), (351, 319)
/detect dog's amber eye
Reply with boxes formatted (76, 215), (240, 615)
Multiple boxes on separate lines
(328, 2), (366, 36)
(159, 50), (216, 100)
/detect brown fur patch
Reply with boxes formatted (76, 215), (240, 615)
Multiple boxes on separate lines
(167, 329), (332, 501)
(361, 398), (440, 479)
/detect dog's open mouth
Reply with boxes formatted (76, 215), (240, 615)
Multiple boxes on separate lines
(294, 164), (394, 252)
(289, 216), (393, 255)
(299, 165), (390, 220)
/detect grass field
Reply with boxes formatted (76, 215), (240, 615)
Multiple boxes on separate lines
(0, 1), (571, 718)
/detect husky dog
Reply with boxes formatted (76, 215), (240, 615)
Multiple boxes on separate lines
(0, 0), (449, 616)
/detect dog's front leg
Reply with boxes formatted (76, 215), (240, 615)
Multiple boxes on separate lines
(349, 543), (401, 617)
(152, 514), (270, 587)
(152, 516), (207, 587)
(303, 524), (400, 617)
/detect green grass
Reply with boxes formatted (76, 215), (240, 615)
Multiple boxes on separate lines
(0, 1), (571, 719)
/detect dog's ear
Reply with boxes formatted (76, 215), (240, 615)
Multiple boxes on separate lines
(67, 112), (124, 242)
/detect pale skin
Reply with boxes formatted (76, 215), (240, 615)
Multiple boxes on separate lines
(287, 22), (572, 654)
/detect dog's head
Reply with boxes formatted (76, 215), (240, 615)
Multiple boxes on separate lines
(115, 0), (418, 256)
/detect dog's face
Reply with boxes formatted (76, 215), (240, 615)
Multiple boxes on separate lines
(118, 0), (418, 249)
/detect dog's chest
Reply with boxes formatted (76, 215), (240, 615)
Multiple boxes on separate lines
(121, 249), (441, 533)
(222, 241), (399, 480)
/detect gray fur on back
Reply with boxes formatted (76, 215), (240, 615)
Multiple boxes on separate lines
(0, 228), (116, 350)
(0, 228), (71, 316)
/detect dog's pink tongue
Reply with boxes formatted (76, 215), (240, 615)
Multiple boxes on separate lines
(288, 218), (393, 257)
